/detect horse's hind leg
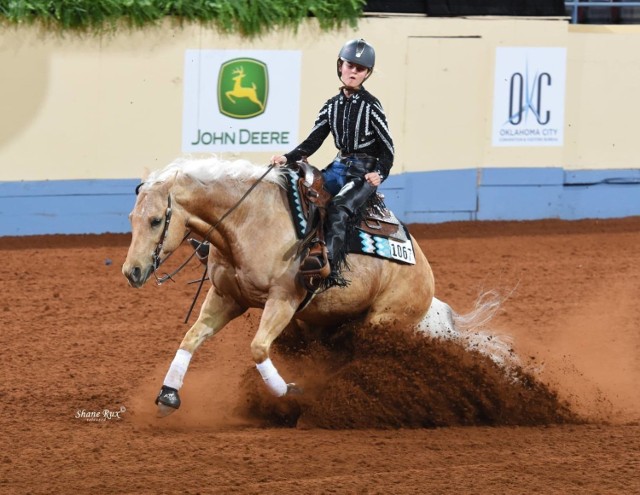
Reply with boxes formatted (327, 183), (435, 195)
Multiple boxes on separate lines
(365, 250), (435, 330)
(156, 286), (244, 417)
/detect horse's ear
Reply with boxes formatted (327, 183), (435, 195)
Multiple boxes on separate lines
(135, 167), (154, 195)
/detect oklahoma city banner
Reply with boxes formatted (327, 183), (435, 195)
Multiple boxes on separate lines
(492, 47), (567, 147)
(182, 50), (301, 152)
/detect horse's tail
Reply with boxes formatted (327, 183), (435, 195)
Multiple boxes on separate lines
(451, 290), (502, 332)
(417, 290), (518, 370)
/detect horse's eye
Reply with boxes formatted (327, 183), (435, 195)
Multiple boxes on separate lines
(150, 217), (163, 228)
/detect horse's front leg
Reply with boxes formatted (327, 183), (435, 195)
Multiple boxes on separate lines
(156, 286), (244, 417)
(250, 292), (300, 397)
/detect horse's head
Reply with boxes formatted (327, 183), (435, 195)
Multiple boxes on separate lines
(122, 180), (190, 288)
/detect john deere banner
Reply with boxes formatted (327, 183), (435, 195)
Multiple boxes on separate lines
(492, 47), (567, 147)
(182, 50), (301, 152)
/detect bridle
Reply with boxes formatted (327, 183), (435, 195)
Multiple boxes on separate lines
(152, 194), (174, 272)
(150, 194), (195, 284)
(134, 181), (190, 283)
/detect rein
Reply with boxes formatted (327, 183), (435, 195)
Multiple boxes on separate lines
(198, 163), (277, 251)
(148, 163), (277, 289)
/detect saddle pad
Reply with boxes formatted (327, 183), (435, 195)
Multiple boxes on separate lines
(350, 224), (417, 265)
(283, 167), (416, 265)
(283, 168), (308, 236)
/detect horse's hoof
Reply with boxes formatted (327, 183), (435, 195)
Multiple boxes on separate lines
(155, 385), (180, 417)
(156, 403), (178, 418)
(286, 383), (304, 395)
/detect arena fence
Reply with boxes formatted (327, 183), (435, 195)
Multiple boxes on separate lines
(565, 1), (640, 24)
(2, 168), (639, 236)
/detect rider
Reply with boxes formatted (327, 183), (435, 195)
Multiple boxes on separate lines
(271, 38), (394, 286)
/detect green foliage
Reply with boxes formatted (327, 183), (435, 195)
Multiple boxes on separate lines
(0, 0), (366, 36)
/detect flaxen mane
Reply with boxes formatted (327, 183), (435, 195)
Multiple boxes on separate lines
(143, 155), (286, 189)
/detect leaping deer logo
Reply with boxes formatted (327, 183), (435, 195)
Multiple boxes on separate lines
(225, 66), (264, 111)
(218, 58), (268, 119)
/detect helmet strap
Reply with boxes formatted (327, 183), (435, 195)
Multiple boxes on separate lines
(339, 85), (361, 96)
(337, 61), (372, 93)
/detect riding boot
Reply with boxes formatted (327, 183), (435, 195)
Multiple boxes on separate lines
(324, 177), (377, 286)
(325, 207), (350, 264)
(324, 205), (352, 286)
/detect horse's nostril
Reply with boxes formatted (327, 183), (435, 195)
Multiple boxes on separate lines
(131, 266), (142, 282)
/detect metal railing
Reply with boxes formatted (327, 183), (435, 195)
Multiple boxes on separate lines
(565, 1), (640, 23)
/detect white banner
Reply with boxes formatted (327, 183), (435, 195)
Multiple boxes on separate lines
(492, 47), (567, 147)
(182, 50), (301, 152)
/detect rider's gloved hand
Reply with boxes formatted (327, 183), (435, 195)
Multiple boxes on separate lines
(270, 155), (288, 167)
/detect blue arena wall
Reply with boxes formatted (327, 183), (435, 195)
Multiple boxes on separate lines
(1, 167), (639, 236)
(381, 167), (640, 224)
(0, 179), (138, 236)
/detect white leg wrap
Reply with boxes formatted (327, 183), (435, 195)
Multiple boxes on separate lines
(256, 358), (288, 397)
(163, 349), (192, 390)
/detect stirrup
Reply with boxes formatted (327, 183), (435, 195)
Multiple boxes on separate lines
(299, 240), (330, 278)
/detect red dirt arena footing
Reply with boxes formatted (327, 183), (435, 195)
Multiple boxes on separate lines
(1, 218), (639, 494)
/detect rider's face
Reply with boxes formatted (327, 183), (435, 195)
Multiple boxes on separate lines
(339, 61), (370, 90)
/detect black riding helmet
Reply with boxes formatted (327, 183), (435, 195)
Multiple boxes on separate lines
(336, 38), (375, 82)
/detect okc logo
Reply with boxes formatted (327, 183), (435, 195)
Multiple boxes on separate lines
(505, 61), (551, 126)
(217, 58), (268, 119)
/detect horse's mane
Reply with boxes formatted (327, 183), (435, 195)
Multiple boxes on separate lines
(142, 155), (286, 190)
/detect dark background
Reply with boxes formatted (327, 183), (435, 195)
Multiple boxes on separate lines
(364, 0), (566, 16)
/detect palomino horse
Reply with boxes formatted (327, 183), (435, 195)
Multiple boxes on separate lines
(122, 156), (502, 417)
